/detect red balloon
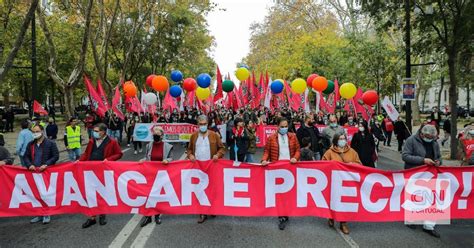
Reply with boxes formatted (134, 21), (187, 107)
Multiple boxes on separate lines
(183, 77), (197, 91)
(146, 75), (156, 87)
(362, 90), (379, 106)
(306, 73), (318, 87)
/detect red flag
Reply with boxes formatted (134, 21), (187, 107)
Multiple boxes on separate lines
(84, 75), (106, 117)
(250, 72), (260, 109)
(353, 88), (370, 121)
(213, 66), (223, 104)
(162, 90), (178, 111)
(185, 91), (195, 109)
(284, 80), (301, 111)
(33, 100), (48, 115)
(112, 87), (125, 120)
(96, 79), (110, 111)
(240, 80), (249, 105)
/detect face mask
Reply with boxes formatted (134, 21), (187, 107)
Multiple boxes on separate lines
(375, 122), (380, 125)
(93, 131), (101, 139)
(330, 123), (338, 128)
(338, 140), (347, 147)
(359, 127), (365, 132)
(279, 128), (288, 135)
(199, 125), (208, 133)
(422, 137), (433, 143)
(188, 115), (192, 119)
(427, 119), (432, 123)
(33, 132), (42, 140)
(153, 134), (162, 142)
(469, 130), (474, 135)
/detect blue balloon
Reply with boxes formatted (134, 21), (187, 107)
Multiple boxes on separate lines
(270, 80), (284, 94)
(238, 63), (249, 69)
(196, 73), (211, 88)
(169, 85), (182, 98)
(170, 70), (183, 82)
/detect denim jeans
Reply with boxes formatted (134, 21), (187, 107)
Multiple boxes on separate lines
(245, 153), (255, 163)
(68, 148), (82, 161)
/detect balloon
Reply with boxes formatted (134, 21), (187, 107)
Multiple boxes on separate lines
(312, 76), (328, 91)
(362, 90), (379, 106)
(306, 74), (318, 87)
(170, 70), (183, 82)
(339, 82), (357, 99)
(235, 67), (250, 81)
(146, 75), (156, 87)
(196, 73), (211, 88)
(323, 80), (335, 94)
(270, 80), (284, 94)
(183, 78), (197, 91)
(123, 83), (137, 97)
(196, 87), (210, 100)
(144, 92), (157, 105)
(238, 63), (249, 69)
(291, 78), (307, 94)
(151, 75), (169, 92)
(169, 85), (182, 98)
(222, 80), (235, 92)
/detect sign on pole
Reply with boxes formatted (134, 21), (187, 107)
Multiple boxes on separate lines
(402, 78), (415, 101)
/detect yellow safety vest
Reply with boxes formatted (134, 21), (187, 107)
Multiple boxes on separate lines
(66, 126), (81, 149)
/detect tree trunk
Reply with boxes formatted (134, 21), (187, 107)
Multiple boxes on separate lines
(63, 86), (75, 119)
(437, 76), (444, 110)
(2, 90), (9, 107)
(448, 52), (458, 159)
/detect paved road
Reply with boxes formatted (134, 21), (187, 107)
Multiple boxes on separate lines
(0, 143), (472, 248)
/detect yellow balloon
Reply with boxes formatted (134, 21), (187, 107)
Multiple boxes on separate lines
(196, 87), (211, 100)
(291, 78), (307, 94)
(339, 83), (357, 99)
(235, 67), (250, 81)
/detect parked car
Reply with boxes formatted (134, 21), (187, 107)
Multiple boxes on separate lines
(469, 108), (474, 117)
(447, 106), (468, 118)
(9, 105), (28, 114)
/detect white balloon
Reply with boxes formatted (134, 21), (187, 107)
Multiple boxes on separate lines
(144, 93), (157, 105)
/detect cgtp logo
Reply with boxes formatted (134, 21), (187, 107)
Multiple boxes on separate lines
(135, 125), (150, 140)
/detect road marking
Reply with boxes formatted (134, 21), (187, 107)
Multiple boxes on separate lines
(122, 148), (131, 153)
(108, 214), (142, 248)
(335, 227), (359, 248)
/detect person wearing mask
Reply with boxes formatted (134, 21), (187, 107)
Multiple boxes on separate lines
(300, 137), (315, 161)
(322, 115), (345, 153)
(322, 131), (361, 234)
(15, 119), (34, 166)
(344, 116), (356, 127)
(84, 113), (96, 139)
(46, 118), (58, 140)
(64, 117), (82, 161)
(297, 114), (322, 160)
(80, 123), (123, 228)
(261, 117), (300, 230)
(229, 117), (249, 162)
(187, 115), (226, 223)
(402, 124), (442, 238)
(430, 107), (442, 127)
(245, 120), (257, 163)
(23, 124), (59, 224)
(350, 122), (376, 167)
(140, 126), (173, 227)
(0, 134), (14, 165)
(382, 116), (394, 146)
(394, 117), (410, 152)
(370, 120), (385, 152)
(107, 114), (121, 141)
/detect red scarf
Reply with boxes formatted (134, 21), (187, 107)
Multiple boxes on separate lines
(232, 127), (244, 137)
(150, 142), (164, 161)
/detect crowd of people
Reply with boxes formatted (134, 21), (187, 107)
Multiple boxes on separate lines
(0, 105), (472, 238)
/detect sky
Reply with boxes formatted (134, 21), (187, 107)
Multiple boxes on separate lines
(206, 0), (273, 82)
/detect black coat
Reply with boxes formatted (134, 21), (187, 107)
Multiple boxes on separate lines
(296, 124), (322, 154)
(394, 121), (409, 140)
(23, 138), (59, 167)
(351, 132), (376, 167)
(229, 129), (249, 157)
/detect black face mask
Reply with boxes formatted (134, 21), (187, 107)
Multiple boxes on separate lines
(153, 135), (162, 142)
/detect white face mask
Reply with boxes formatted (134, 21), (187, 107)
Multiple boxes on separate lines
(33, 132), (42, 140)
(359, 127), (365, 132)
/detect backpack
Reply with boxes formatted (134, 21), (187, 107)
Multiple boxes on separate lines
(384, 119), (394, 132)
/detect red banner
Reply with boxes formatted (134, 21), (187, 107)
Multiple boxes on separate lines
(0, 161), (472, 222)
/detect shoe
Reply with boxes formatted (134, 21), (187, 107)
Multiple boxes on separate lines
(155, 214), (162, 225)
(140, 216), (152, 227)
(423, 228), (440, 238)
(139, 149), (143, 153)
(99, 215), (107, 225)
(82, 219), (96, 228)
(278, 217), (289, 230)
(30, 216), (43, 224)
(197, 215), (208, 224)
(127, 144), (131, 147)
(328, 219), (334, 228)
(406, 224), (416, 229)
(340, 223), (350, 234)
(134, 151), (138, 155)
(42, 216), (51, 224)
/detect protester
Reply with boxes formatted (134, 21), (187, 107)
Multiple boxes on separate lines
(321, 115), (344, 152)
(351, 122), (376, 167)
(382, 115), (394, 146)
(64, 117), (82, 161)
(261, 117), (300, 231)
(245, 120), (257, 162)
(4, 108), (14, 132)
(187, 115), (226, 223)
(297, 114), (322, 160)
(0, 134), (13, 165)
(107, 113), (121, 141)
(15, 119), (34, 166)
(370, 120), (385, 152)
(84, 112), (96, 139)
(80, 123), (123, 228)
(322, 131), (361, 234)
(441, 115), (451, 147)
(229, 117), (249, 162)
(394, 117), (409, 152)
(23, 124), (59, 224)
(46, 118), (58, 140)
(300, 137), (315, 161)
(430, 107), (442, 127)
(140, 126), (173, 227)
(128, 119), (142, 155)
(401, 124), (441, 238)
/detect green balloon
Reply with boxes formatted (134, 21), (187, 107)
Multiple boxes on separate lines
(222, 80), (235, 92)
(323, 80), (335, 94)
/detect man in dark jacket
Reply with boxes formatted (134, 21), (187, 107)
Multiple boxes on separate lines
(23, 124), (59, 224)
(0, 134), (13, 165)
(296, 114), (322, 160)
(80, 123), (123, 228)
(394, 117), (409, 152)
(401, 124), (441, 238)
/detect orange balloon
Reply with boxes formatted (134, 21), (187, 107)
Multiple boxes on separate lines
(312, 76), (328, 91)
(152, 75), (169, 92)
(123, 83), (137, 97)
